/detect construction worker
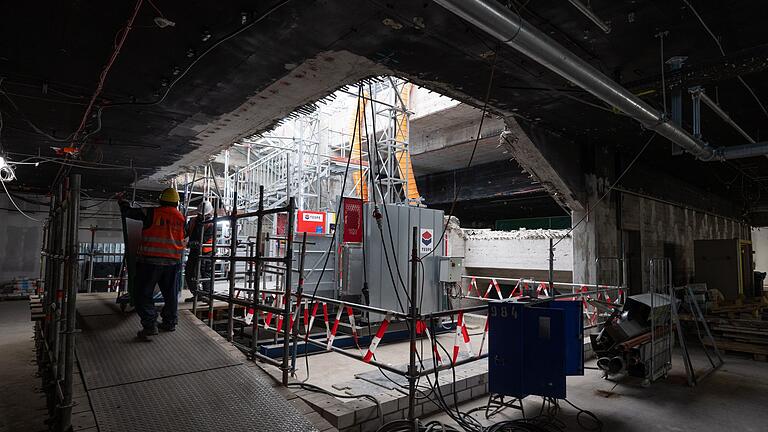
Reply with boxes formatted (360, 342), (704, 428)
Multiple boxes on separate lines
(118, 187), (185, 339)
(184, 200), (215, 302)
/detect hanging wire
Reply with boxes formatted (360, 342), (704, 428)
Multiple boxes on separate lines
(1, 179), (41, 222)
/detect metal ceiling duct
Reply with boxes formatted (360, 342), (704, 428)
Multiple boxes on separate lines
(433, 0), (768, 162)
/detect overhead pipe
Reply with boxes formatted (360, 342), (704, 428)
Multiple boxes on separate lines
(566, 0), (611, 34)
(717, 142), (768, 160)
(690, 87), (756, 144)
(433, 0), (768, 161)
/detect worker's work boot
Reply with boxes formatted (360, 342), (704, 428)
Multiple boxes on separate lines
(158, 322), (176, 332)
(136, 326), (159, 340)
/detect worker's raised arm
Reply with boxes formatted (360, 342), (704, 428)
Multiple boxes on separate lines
(116, 193), (153, 229)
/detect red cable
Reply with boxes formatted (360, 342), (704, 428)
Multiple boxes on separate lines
(72, 0), (144, 145)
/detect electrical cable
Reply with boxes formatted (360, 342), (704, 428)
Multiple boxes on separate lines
(0, 180), (41, 222)
(365, 81), (411, 310)
(103, 0), (292, 111)
(47, 0), (144, 190)
(0, 88), (76, 143)
(550, 132), (655, 249)
(561, 399), (602, 431)
(421, 47), (499, 260)
(72, 0), (144, 145)
(299, 86), (364, 381)
(658, 33), (667, 116)
(286, 382), (384, 426)
(681, 0), (768, 120)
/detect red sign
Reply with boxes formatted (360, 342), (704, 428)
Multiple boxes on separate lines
(297, 210), (326, 234)
(343, 198), (363, 243)
(276, 213), (287, 236)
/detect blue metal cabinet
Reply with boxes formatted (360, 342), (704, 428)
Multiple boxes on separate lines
(488, 300), (582, 399)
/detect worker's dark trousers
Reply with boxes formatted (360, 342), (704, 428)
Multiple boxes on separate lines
(184, 254), (212, 295)
(134, 261), (180, 329)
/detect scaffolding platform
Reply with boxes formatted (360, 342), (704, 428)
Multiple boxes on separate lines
(71, 294), (335, 432)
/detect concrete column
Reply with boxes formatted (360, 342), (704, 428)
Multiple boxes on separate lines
(571, 174), (619, 286)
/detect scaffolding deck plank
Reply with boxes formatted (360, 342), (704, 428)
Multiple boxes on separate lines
(77, 312), (241, 390)
(75, 308), (320, 431)
(88, 365), (316, 432)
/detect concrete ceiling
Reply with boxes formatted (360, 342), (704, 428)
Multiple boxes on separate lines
(412, 136), (506, 175)
(1, 0), (767, 217)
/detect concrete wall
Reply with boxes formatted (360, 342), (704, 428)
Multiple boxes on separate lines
(445, 218), (572, 282)
(0, 194), (124, 284)
(572, 174), (751, 291)
(621, 192), (749, 288)
(463, 233), (572, 271)
(0, 195), (47, 283)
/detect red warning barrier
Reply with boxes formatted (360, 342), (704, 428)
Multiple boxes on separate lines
(346, 305), (360, 349)
(477, 316), (490, 356)
(264, 296), (276, 329)
(466, 277), (481, 298)
(322, 302), (330, 338)
(416, 320), (442, 364)
(483, 279), (503, 300)
(452, 311), (472, 363)
(275, 295), (287, 331)
(363, 313), (392, 362)
(326, 303), (345, 349)
(537, 282), (550, 297)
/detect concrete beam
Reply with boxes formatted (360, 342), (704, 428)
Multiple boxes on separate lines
(149, 50), (390, 181)
(410, 104), (505, 155)
(501, 117), (585, 212)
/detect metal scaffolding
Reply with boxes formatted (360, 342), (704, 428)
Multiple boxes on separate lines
(214, 77), (420, 216)
(36, 173), (81, 432)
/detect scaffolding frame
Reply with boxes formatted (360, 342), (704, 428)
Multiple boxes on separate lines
(37, 173), (81, 432)
(195, 186), (298, 385)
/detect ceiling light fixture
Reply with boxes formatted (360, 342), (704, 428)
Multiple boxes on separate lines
(0, 155), (16, 182)
(153, 17), (176, 28)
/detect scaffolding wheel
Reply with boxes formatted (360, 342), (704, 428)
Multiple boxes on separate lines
(641, 379), (650, 388)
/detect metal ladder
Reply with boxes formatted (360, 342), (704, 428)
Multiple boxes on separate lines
(669, 284), (724, 386)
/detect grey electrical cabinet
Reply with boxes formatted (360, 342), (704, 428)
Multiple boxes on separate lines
(440, 257), (463, 283)
(364, 203), (444, 319)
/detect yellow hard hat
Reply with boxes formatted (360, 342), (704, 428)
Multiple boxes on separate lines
(159, 187), (180, 204)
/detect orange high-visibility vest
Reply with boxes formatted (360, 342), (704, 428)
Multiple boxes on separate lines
(138, 206), (185, 261)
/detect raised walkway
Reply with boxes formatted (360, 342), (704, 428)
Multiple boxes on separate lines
(70, 293), (334, 432)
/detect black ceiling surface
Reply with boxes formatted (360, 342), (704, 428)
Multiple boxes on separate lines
(1, 0), (767, 215)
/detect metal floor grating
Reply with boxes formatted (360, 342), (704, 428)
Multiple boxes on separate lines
(88, 364), (317, 432)
(76, 297), (124, 317)
(77, 313), (241, 390)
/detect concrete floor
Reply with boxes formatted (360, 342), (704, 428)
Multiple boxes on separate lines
(0, 300), (46, 432)
(424, 350), (768, 431)
(293, 314), (489, 388)
(289, 322), (768, 432)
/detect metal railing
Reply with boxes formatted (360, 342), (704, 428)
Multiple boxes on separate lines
(37, 173), (81, 432)
(193, 185), (297, 385)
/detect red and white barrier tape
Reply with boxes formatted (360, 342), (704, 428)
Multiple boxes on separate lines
(452, 311), (473, 363)
(537, 282), (550, 297)
(264, 293), (278, 329)
(483, 278), (503, 300)
(416, 320), (443, 364)
(477, 316), (490, 356)
(346, 306), (361, 351)
(466, 277), (481, 298)
(363, 313), (392, 362)
(275, 294), (287, 331)
(326, 303), (344, 349)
